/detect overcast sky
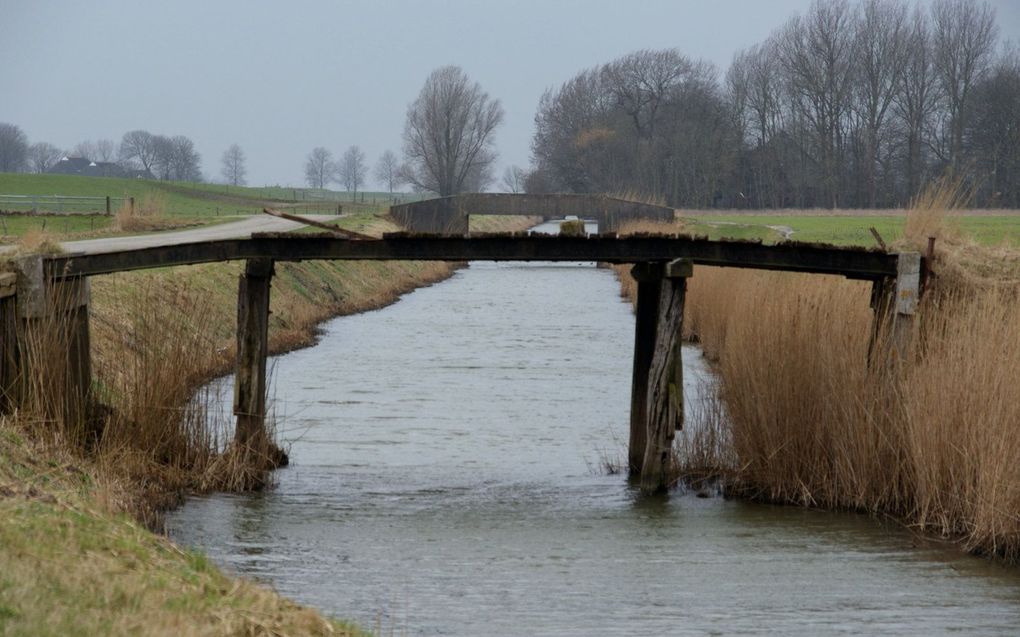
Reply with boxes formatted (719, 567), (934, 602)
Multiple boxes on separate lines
(2, 0), (1018, 188)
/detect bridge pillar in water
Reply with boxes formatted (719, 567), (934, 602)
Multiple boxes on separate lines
(629, 259), (692, 492)
(869, 252), (921, 366)
(640, 258), (691, 494)
(628, 262), (662, 477)
(233, 257), (274, 446)
(10, 255), (92, 425)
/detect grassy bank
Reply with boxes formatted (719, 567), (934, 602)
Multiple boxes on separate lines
(0, 420), (367, 636)
(617, 185), (1020, 561)
(680, 208), (1020, 247)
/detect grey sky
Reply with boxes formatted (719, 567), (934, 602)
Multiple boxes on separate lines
(2, 0), (1018, 188)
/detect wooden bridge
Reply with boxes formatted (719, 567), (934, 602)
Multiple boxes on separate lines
(390, 193), (675, 234)
(0, 198), (923, 494)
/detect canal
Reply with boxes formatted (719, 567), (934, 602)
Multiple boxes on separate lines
(168, 222), (1020, 635)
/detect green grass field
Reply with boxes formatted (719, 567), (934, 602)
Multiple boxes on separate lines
(689, 213), (1020, 247)
(0, 173), (421, 218)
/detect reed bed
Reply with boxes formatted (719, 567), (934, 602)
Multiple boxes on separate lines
(616, 179), (1020, 561)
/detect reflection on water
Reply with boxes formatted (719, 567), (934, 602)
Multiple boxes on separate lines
(169, 223), (1020, 635)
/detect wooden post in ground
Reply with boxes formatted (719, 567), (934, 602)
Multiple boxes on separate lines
(868, 252), (921, 365)
(641, 258), (691, 494)
(0, 273), (18, 413)
(13, 256), (92, 424)
(233, 258), (274, 446)
(629, 262), (663, 477)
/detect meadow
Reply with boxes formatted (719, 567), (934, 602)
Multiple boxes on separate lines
(686, 210), (1020, 247)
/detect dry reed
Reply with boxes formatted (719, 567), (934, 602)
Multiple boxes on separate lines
(115, 191), (170, 232)
(643, 178), (1020, 561)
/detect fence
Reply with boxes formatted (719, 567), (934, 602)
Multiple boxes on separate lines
(0, 195), (126, 215)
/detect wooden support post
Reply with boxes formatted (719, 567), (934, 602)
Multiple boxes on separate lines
(13, 256), (92, 424)
(233, 258), (274, 446)
(0, 273), (18, 413)
(868, 252), (921, 366)
(105, 196), (111, 215)
(629, 262), (663, 477)
(641, 258), (691, 494)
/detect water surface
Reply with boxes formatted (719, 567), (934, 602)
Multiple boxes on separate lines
(170, 224), (1020, 635)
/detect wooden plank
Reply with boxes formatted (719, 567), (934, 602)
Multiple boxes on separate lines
(45, 235), (900, 281)
(233, 258), (273, 446)
(262, 207), (375, 240)
(641, 272), (688, 494)
(629, 263), (663, 477)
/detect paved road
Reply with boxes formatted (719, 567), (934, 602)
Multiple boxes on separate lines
(34, 215), (342, 256)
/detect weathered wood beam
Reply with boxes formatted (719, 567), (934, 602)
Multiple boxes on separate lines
(868, 252), (921, 366)
(46, 235), (900, 281)
(13, 256), (92, 423)
(233, 258), (274, 447)
(641, 259), (691, 494)
(629, 262), (663, 477)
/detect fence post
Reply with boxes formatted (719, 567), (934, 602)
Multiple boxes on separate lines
(129, 197), (135, 215)
(105, 196), (111, 215)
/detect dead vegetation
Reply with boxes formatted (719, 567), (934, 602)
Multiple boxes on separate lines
(616, 178), (1020, 561)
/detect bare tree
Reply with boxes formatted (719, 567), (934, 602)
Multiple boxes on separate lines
(894, 6), (940, 197)
(931, 0), (998, 168)
(967, 46), (1020, 206)
(777, 0), (858, 208)
(0, 123), (28, 172)
(151, 135), (201, 181)
(501, 165), (528, 193)
(221, 143), (247, 186)
(151, 135), (174, 180)
(852, 0), (909, 207)
(337, 145), (368, 198)
(94, 139), (116, 163)
(27, 142), (63, 173)
(374, 149), (401, 194)
(402, 66), (504, 196)
(119, 130), (159, 175)
(304, 147), (334, 189)
(72, 140), (97, 160)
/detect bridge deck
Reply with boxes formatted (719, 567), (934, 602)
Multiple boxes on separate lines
(44, 233), (898, 281)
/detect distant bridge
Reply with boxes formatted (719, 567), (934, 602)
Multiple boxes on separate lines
(0, 197), (923, 494)
(389, 193), (675, 234)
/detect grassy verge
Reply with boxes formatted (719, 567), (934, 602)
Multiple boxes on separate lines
(682, 209), (1020, 246)
(0, 420), (367, 636)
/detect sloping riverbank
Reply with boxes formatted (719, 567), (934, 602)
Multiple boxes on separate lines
(0, 212), (537, 635)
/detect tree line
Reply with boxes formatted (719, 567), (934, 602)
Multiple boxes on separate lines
(0, 124), (254, 187)
(530, 0), (1019, 209)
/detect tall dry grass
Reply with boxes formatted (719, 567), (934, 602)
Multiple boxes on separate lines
(115, 191), (169, 232)
(16, 281), (283, 522)
(659, 178), (1020, 560)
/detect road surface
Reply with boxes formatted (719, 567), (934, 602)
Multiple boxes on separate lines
(1, 215), (343, 256)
